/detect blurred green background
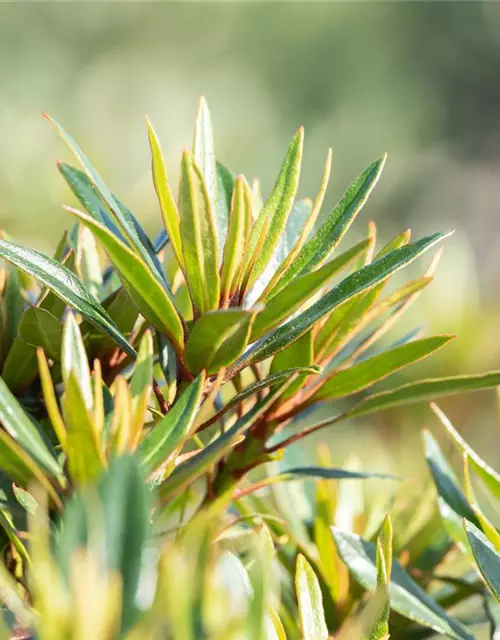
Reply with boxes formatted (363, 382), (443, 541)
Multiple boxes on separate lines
(2, 2), (500, 480)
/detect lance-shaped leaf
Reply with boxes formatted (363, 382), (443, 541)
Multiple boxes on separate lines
(243, 127), (304, 290)
(62, 373), (106, 485)
(179, 151), (220, 313)
(251, 238), (371, 342)
(313, 335), (454, 402)
(430, 403), (500, 502)
(146, 118), (184, 269)
(197, 365), (321, 432)
(220, 176), (252, 305)
(47, 115), (167, 289)
(129, 330), (153, 443)
(62, 313), (93, 411)
(423, 430), (479, 548)
(343, 371), (500, 421)
(65, 207), (184, 352)
(333, 528), (474, 639)
(295, 554), (328, 640)
(0, 376), (61, 478)
(371, 515), (392, 640)
(37, 348), (67, 450)
(270, 331), (313, 401)
(270, 154), (386, 298)
(233, 232), (450, 371)
(193, 97), (217, 218)
(185, 309), (254, 375)
(260, 149), (332, 302)
(0, 238), (135, 357)
(465, 521), (500, 603)
(138, 373), (204, 474)
(216, 161), (236, 253)
(18, 307), (63, 362)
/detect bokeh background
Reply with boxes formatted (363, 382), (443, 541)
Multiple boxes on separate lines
(2, 2), (500, 483)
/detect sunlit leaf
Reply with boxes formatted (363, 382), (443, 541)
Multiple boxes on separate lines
(179, 151), (220, 314)
(313, 335), (454, 401)
(185, 309), (254, 375)
(65, 206), (184, 352)
(295, 554), (328, 640)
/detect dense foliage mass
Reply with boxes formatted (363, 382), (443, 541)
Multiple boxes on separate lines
(0, 99), (498, 638)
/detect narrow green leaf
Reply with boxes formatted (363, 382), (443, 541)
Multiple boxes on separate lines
(65, 207), (184, 352)
(0, 238), (135, 357)
(220, 176), (252, 305)
(193, 96), (217, 214)
(58, 163), (125, 242)
(278, 467), (399, 482)
(62, 373), (105, 485)
(423, 430), (479, 535)
(431, 403), (500, 502)
(216, 161), (236, 253)
(314, 335), (454, 401)
(234, 232), (450, 371)
(130, 330), (153, 439)
(465, 521), (500, 603)
(371, 515), (392, 640)
(333, 528), (474, 639)
(138, 374), (204, 474)
(243, 127), (304, 289)
(343, 371), (500, 421)
(62, 313), (93, 411)
(146, 118), (184, 269)
(19, 307), (63, 362)
(270, 154), (386, 297)
(179, 151), (220, 313)
(48, 116), (166, 290)
(295, 554), (328, 640)
(77, 225), (103, 299)
(251, 238), (371, 342)
(260, 149), (332, 302)
(185, 309), (254, 375)
(0, 376), (61, 478)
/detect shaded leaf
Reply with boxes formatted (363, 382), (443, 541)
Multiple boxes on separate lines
(333, 528), (474, 639)
(465, 521), (500, 603)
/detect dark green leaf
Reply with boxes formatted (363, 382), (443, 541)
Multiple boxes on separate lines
(343, 370), (500, 421)
(314, 335), (454, 401)
(19, 307), (63, 362)
(333, 528), (474, 639)
(271, 155), (386, 296)
(243, 128), (304, 290)
(0, 238), (135, 357)
(138, 374), (204, 474)
(465, 521), (500, 603)
(234, 232), (450, 370)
